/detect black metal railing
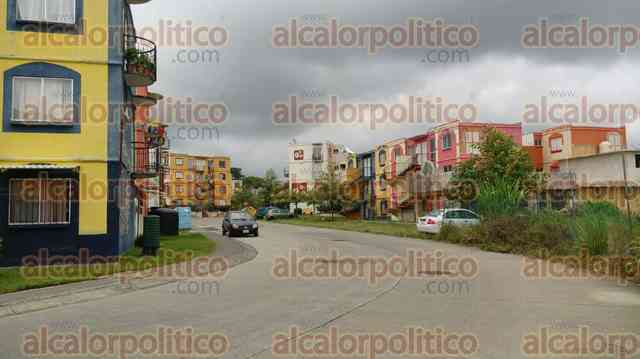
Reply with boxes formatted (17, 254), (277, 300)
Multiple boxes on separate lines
(123, 34), (157, 86)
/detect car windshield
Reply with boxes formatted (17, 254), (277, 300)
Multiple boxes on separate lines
(230, 213), (250, 220)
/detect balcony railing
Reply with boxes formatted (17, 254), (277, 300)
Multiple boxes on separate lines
(124, 35), (157, 87)
(132, 146), (160, 179)
(131, 126), (166, 179)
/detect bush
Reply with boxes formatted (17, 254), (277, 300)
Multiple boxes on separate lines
(293, 208), (303, 217)
(523, 211), (574, 257)
(476, 179), (526, 218)
(435, 224), (465, 244)
(574, 201), (626, 256)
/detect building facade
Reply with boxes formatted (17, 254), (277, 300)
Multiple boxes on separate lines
(0, 0), (161, 263)
(165, 153), (232, 209)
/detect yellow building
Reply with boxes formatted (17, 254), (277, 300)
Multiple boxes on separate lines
(165, 153), (232, 209)
(0, 0), (160, 262)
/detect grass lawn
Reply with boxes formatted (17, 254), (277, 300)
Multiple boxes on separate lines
(274, 216), (434, 240)
(0, 233), (215, 295)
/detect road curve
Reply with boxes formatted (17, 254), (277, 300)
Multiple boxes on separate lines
(0, 218), (637, 359)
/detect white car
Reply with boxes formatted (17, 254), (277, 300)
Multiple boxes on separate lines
(416, 209), (481, 234)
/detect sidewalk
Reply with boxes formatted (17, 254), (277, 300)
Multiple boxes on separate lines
(0, 231), (257, 319)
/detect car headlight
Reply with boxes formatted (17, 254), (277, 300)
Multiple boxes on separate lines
(232, 224), (239, 229)
(252, 224), (258, 228)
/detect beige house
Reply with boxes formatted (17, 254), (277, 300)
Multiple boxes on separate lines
(548, 150), (640, 213)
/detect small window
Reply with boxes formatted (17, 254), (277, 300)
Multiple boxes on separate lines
(379, 177), (386, 191)
(219, 187), (226, 194)
(175, 158), (184, 166)
(550, 137), (563, 153)
(16, 0), (76, 25)
(636, 154), (640, 169)
(9, 178), (71, 225)
(442, 133), (451, 150)
(443, 165), (453, 173)
(219, 160), (226, 168)
(175, 171), (184, 179)
(607, 133), (621, 146)
(378, 150), (386, 165)
(12, 77), (74, 123)
(219, 173), (226, 180)
(176, 185), (184, 193)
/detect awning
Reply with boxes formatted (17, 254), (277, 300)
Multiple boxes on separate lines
(0, 164), (79, 171)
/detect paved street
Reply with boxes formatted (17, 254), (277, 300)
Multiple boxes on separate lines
(0, 218), (639, 359)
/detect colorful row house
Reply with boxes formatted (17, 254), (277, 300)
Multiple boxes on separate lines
(345, 120), (522, 221)
(0, 0), (163, 264)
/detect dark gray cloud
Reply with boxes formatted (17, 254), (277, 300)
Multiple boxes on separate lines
(132, 0), (640, 176)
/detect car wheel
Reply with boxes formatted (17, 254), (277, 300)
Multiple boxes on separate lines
(254, 231), (259, 237)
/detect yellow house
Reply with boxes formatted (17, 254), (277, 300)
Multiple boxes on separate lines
(165, 153), (233, 209)
(0, 0), (159, 263)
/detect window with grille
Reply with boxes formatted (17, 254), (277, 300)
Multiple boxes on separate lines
(550, 137), (563, 153)
(442, 133), (452, 150)
(16, 0), (76, 24)
(635, 154), (640, 169)
(218, 160), (226, 168)
(464, 131), (481, 154)
(312, 145), (323, 162)
(11, 77), (74, 123)
(9, 178), (71, 225)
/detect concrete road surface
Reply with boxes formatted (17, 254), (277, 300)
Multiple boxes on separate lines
(0, 217), (638, 359)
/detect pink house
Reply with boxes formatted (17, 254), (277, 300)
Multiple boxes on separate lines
(431, 120), (522, 171)
(405, 120), (523, 214)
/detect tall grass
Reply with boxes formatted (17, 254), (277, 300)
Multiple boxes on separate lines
(476, 178), (525, 218)
(574, 202), (627, 256)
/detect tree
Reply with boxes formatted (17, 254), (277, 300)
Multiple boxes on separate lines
(316, 166), (350, 220)
(258, 169), (280, 207)
(231, 190), (257, 210)
(452, 128), (545, 216)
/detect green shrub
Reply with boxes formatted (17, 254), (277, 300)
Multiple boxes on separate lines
(574, 201), (628, 256)
(577, 201), (622, 218)
(476, 178), (526, 218)
(436, 224), (465, 244)
(523, 211), (573, 257)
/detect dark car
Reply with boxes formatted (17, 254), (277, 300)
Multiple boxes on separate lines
(222, 211), (259, 237)
(255, 206), (277, 220)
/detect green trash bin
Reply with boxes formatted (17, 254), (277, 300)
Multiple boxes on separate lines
(143, 215), (161, 256)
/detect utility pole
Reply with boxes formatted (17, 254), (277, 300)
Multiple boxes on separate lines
(621, 152), (634, 239)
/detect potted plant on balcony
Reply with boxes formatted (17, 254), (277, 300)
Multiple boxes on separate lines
(125, 48), (155, 78)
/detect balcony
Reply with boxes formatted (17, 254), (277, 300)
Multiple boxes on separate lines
(386, 155), (417, 181)
(131, 125), (166, 179)
(133, 92), (163, 107)
(124, 35), (157, 87)
(345, 168), (361, 183)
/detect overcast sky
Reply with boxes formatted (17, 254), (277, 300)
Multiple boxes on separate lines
(132, 0), (640, 177)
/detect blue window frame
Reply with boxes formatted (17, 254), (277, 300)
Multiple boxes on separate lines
(7, 0), (83, 34)
(3, 62), (81, 133)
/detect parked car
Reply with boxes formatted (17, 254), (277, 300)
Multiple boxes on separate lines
(222, 211), (259, 237)
(266, 207), (290, 220)
(416, 209), (481, 234)
(255, 206), (277, 219)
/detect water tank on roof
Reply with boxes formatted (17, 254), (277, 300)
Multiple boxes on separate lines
(599, 141), (612, 154)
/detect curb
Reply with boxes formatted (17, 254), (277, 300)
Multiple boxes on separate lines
(0, 235), (257, 319)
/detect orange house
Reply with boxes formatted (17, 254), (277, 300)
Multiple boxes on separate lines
(541, 125), (626, 171)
